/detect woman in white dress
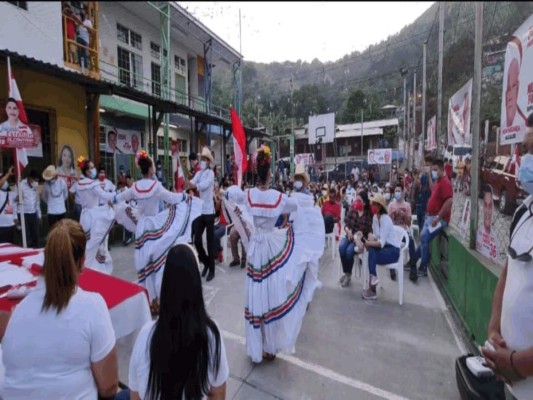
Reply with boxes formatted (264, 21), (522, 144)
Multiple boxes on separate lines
(70, 157), (115, 274)
(225, 145), (321, 363)
(114, 151), (202, 312)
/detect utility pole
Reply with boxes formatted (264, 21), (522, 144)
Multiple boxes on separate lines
(401, 68), (408, 166)
(360, 108), (364, 158)
(290, 78), (295, 177)
(437, 2), (445, 155)
(407, 90), (411, 165)
(422, 41), (427, 162)
(412, 71), (417, 170)
(469, 2), (483, 250)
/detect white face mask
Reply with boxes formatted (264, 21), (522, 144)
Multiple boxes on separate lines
(384, 193), (391, 201)
(394, 192), (402, 201)
(200, 161), (207, 170)
(89, 168), (97, 179)
(518, 154), (533, 194)
(294, 181), (303, 191)
(322, 190), (327, 196)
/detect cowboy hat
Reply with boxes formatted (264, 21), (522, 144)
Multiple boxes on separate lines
(42, 165), (58, 181)
(370, 192), (388, 212)
(200, 147), (214, 165)
(294, 164), (310, 186)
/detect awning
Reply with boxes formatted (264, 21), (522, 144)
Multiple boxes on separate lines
(335, 127), (383, 139)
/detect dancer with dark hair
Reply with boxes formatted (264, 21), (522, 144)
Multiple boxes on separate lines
(114, 150), (202, 313)
(128, 243), (228, 400)
(225, 145), (321, 363)
(68, 156), (115, 273)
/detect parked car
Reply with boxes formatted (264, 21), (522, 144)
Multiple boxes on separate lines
(480, 155), (526, 215)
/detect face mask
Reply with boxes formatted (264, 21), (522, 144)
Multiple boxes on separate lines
(354, 200), (363, 211)
(431, 171), (438, 181)
(89, 168), (97, 179)
(1, 182), (8, 191)
(200, 161), (207, 170)
(294, 181), (303, 191)
(518, 154), (533, 194)
(322, 190), (327, 196)
(371, 205), (379, 215)
(384, 193), (391, 201)
(394, 192), (402, 201)
(98, 173), (105, 182)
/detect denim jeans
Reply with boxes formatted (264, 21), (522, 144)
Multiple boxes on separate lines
(368, 245), (400, 276)
(214, 224), (226, 252)
(339, 237), (356, 274)
(77, 37), (89, 69)
(410, 215), (446, 271)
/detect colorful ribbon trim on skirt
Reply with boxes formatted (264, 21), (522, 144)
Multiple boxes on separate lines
(245, 271), (306, 329)
(246, 226), (294, 282)
(135, 205), (177, 249)
(137, 202), (192, 284)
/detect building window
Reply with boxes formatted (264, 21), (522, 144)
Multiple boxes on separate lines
(7, 1), (27, 10)
(131, 31), (142, 50)
(150, 42), (160, 59)
(151, 63), (161, 97)
(117, 24), (129, 44)
(118, 46), (143, 90)
(174, 55), (186, 74)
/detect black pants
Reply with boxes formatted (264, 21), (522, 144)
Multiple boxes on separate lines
(48, 213), (65, 230)
(0, 226), (15, 244)
(193, 214), (216, 273)
(74, 203), (82, 222)
(20, 213), (39, 248)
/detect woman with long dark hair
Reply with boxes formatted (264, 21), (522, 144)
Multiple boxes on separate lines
(128, 243), (228, 399)
(224, 145), (320, 363)
(114, 150), (202, 312)
(69, 156), (116, 273)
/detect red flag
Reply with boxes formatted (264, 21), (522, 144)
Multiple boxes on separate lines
(174, 157), (186, 193)
(7, 58), (29, 177)
(230, 107), (247, 187)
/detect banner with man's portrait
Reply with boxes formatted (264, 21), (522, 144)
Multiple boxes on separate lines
(476, 184), (498, 262)
(447, 79), (472, 146)
(426, 115), (437, 151)
(294, 153), (315, 165)
(367, 148), (392, 165)
(103, 126), (142, 155)
(500, 13), (533, 145)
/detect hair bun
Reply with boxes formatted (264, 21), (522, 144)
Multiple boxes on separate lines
(77, 156), (88, 170)
(135, 150), (149, 166)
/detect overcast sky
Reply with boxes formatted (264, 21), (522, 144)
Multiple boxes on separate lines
(178, 2), (434, 63)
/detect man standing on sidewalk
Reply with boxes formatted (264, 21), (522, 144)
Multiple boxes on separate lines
(483, 117), (533, 399)
(408, 159), (453, 277)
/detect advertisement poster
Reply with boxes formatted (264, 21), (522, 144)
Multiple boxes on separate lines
(294, 153), (315, 165)
(476, 185), (498, 262)
(447, 79), (473, 146)
(368, 148), (392, 165)
(0, 121), (34, 148)
(308, 112), (335, 144)
(56, 144), (78, 190)
(25, 124), (43, 158)
(500, 14), (533, 145)
(103, 126), (141, 155)
(426, 115), (437, 151)
(460, 198), (471, 240)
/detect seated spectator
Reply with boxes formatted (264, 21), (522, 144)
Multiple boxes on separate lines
(339, 190), (372, 287)
(129, 244), (228, 399)
(321, 188), (341, 235)
(362, 194), (401, 300)
(1, 219), (118, 399)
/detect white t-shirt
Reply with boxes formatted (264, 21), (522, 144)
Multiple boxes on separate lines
(190, 168), (215, 215)
(79, 18), (93, 44)
(501, 195), (533, 399)
(1, 280), (116, 400)
(129, 320), (229, 399)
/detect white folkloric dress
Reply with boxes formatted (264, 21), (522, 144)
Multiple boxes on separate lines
(225, 186), (322, 362)
(114, 179), (202, 301)
(74, 177), (116, 274)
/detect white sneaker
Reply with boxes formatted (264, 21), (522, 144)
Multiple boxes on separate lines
(370, 275), (379, 287)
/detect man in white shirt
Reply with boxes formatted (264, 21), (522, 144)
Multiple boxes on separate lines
(16, 170), (41, 248)
(41, 165), (68, 229)
(188, 147), (216, 282)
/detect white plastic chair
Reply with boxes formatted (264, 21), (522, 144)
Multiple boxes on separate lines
(411, 215), (419, 241)
(220, 224), (234, 263)
(362, 225), (409, 305)
(325, 233), (336, 259)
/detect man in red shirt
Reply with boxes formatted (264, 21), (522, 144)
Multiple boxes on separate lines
(409, 159), (453, 277)
(321, 188), (341, 234)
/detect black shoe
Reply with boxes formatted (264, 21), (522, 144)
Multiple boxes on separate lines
(229, 260), (240, 267)
(206, 270), (215, 282)
(240, 261), (246, 269)
(201, 266), (208, 277)
(409, 270), (418, 283)
(390, 270), (397, 281)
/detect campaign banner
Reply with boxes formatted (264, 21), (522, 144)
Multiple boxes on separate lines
(103, 126), (141, 155)
(500, 14), (533, 145)
(368, 148), (392, 165)
(0, 122), (34, 148)
(447, 79), (472, 146)
(308, 112), (335, 144)
(26, 124), (43, 158)
(426, 115), (437, 151)
(294, 153), (315, 165)
(476, 230), (498, 263)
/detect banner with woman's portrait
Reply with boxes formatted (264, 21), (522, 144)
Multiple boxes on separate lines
(57, 144), (77, 189)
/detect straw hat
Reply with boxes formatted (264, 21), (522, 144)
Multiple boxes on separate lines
(370, 192), (388, 212)
(200, 146), (214, 165)
(294, 164), (310, 186)
(42, 165), (58, 181)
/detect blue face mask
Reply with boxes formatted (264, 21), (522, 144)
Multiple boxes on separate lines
(394, 192), (402, 201)
(294, 181), (303, 191)
(518, 154), (533, 194)
(89, 168), (97, 179)
(431, 171), (438, 181)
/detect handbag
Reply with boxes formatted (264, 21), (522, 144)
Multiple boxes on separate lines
(455, 354), (505, 400)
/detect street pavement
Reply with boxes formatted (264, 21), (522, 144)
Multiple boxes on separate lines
(111, 236), (466, 400)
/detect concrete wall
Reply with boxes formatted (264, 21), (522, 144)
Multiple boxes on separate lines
(0, 2), (63, 66)
(430, 230), (499, 347)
